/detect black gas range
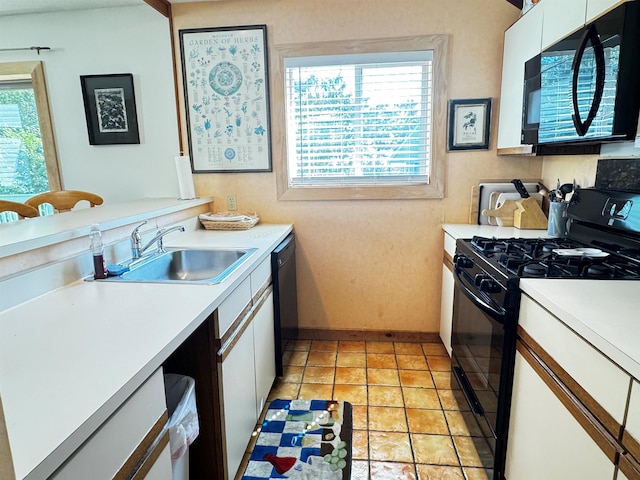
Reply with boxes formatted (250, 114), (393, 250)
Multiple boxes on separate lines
(450, 187), (640, 480)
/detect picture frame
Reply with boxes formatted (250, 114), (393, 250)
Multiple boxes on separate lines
(447, 98), (491, 151)
(179, 25), (272, 173)
(80, 73), (140, 145)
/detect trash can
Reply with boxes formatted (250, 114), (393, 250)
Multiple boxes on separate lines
(164, 374), (199, 480)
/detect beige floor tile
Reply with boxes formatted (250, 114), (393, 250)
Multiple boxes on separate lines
(397, 354), (428, 370)
(310, 340), (338, 351)
(431, 371), (456, 390)
(406, 408), (449, 435)
(428, 356), (452, 371)
(352, 405), (368, 430)
(302, 366), (335, 384)
(283, 350), (308, 366)
(403, 387), (441, 409)
(267, 382), (299, 400)
(394, 342), (424, 355)
(351, 460), (370, 480)
(298, 383), (333, 399)
(366, 341), (395, 353)
(333, 384), (368, 405)
(411, 433), (459, 466)
(370, 461), (417, 479)
(368, 406), (407, 432)
(416, 464), (465, 480)
(306, 350), (337, 366)
(368, 385), (405, 407)
(422, 343), (449, 356)
(445, 411), (483, 436)
(339, 340), (366, 352)
(367, 368), (400, 386)
(280, 365), (304, 383)
(352, 429), (369, 460)
(367, 353), (397, 369)
(453, 436), (492, 468)
(438, 389), (464, 411)
(285, 339), (311, 351)
(337, 352), (367, 367)
(399, 370), (435, 389)
(335, 367), (367, 384)
(463, 467), (493, 480)
(369, 431), (413, 462)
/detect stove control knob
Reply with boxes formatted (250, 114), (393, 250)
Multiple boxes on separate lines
(454, 254), (474, 269)
(479, 278), (501, 294)
(474, 274), (488, 286)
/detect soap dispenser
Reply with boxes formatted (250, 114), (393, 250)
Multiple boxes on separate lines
(90, 224), (107, 279)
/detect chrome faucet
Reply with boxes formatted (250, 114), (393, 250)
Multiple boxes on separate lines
(130, 221), (185, 259)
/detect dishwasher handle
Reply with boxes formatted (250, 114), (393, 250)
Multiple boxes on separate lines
(273, 233), (296, 268)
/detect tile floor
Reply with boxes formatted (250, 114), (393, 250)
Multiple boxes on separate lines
(254, 339), (493, 480)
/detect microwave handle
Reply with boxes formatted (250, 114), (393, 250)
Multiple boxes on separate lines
(571, 24), (605, 136)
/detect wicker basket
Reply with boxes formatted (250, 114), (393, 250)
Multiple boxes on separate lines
(199, 212), (260, 230)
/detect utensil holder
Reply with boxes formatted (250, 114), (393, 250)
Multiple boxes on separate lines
(547, 202), (569, 237)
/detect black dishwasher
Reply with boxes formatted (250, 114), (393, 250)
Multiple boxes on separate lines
(271, 233), (298, 376)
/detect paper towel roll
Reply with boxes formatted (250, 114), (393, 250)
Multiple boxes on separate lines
(175, 155), (196, 200)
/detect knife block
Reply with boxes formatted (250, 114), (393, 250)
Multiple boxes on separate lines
(514, 197), (548, 229)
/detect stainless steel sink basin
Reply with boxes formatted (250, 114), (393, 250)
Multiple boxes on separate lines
(100, 248), (257, 284)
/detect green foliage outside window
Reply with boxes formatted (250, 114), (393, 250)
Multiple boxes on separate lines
(0, 87), (49, 195)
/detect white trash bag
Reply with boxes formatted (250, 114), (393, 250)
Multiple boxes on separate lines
(164, 374), (199, 460)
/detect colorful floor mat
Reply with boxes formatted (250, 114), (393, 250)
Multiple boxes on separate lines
(240, 399), (353, 480)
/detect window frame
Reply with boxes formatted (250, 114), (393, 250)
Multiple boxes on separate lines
(0, 61), (62, 196)
(271, 35), (449, 201)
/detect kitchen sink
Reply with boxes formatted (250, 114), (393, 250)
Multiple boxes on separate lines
(98, 247), (257, 284)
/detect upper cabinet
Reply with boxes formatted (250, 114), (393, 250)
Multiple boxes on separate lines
(541, 0), (587, 49)
(586, 0), (627, 22)
(496, 4), (543, 152)
(496, 0), (629, 153)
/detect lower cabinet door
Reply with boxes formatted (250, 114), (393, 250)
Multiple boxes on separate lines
(220, 322), (258, 479)
(439, 262), (454, 356)
(505, 351), (617, 480)
(253, 288), (275, 418)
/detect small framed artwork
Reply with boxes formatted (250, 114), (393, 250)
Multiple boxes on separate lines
(447, 98), (491, 151)
(80, 73), (140, 145)
(179, 24), (272, 173)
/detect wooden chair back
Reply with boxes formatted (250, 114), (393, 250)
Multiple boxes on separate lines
(0, 200), (39, 220)
(25, 190), (104, 213)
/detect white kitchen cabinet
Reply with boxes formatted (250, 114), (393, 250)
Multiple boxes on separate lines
(586, 0), (627, 23)
(496, 3), (543, 150)
(50, 369), (172, 480)
(219, 312), (259, 479)
(439, 232), (455, 356)
(506, 350), (617, 480)
(541, 0), (587, 49)
(253, 288), (276, 418)
(619, 379), (640, 480)
(506, 295), (634, 480)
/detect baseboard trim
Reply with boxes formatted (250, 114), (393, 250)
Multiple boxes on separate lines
(292, 328), (442, 344)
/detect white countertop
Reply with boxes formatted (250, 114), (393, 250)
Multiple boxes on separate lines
(520, 279), (640, 380)
(442, 223), (640, 381)
(0, 197), (212, 258)
(0, 224), (292, 480)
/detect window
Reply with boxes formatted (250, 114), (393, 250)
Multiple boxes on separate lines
(0, 61), (61, 203)
(272, 36), (449, 200)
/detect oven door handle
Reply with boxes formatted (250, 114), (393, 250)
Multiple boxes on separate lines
(454, 267), (507, 322)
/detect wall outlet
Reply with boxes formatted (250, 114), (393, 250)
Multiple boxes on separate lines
(226, 194), (237, 211)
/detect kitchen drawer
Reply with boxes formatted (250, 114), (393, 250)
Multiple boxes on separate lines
(250, 256), (271, 298)
(217, 277), (251, 338)
(50, 368), (170, 480)
(443, 231), (456, 259)
(519, 295), (630, 424)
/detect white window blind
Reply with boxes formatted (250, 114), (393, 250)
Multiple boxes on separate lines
(284, 51), (433, 187)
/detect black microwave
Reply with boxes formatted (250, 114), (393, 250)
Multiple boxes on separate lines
(522, 1), (640, 146)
